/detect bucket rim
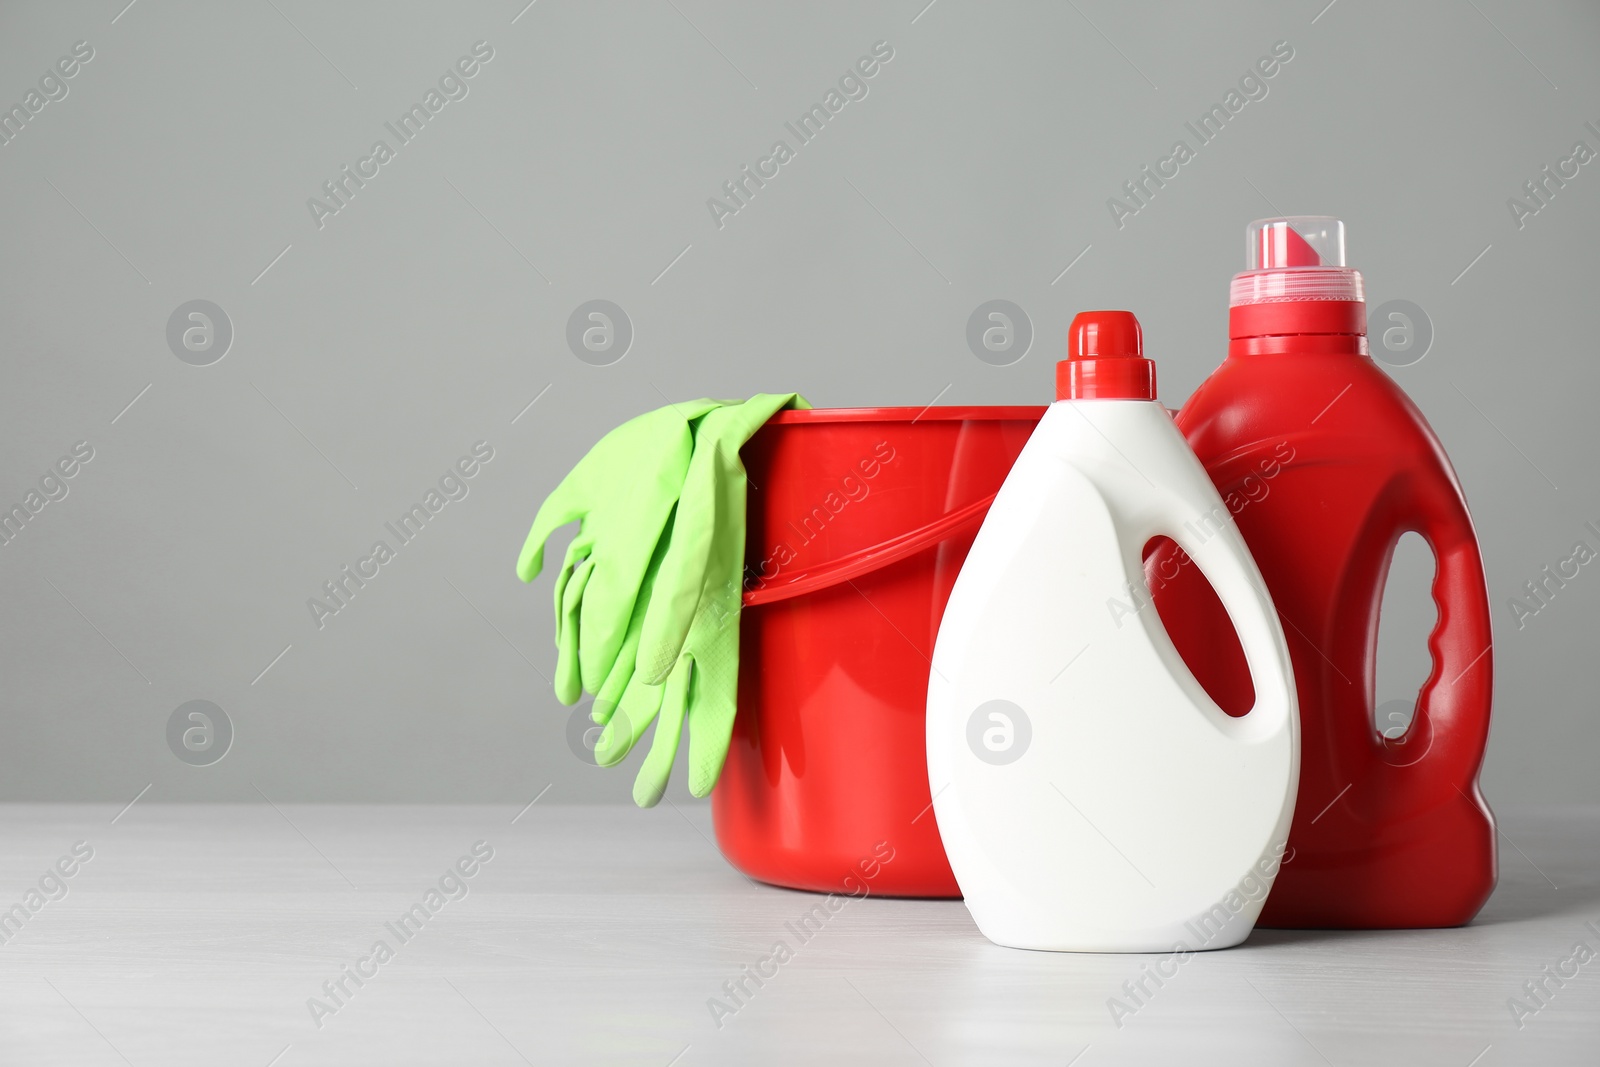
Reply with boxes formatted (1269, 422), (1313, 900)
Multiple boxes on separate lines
(767, 405), (1047, 425)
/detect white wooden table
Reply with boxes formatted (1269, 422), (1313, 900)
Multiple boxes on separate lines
(0, 802), (1593, 1065)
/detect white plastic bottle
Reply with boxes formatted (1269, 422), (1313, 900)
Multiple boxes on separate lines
(926, 311), (1299, 953)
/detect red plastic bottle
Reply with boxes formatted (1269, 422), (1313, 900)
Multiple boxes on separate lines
(1148, 217), (1496, 928)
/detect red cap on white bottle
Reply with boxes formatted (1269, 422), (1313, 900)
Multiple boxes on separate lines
(1057, 311), (1156, 400)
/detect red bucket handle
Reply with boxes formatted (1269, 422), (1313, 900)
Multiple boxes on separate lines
(743, 492), (998, 608)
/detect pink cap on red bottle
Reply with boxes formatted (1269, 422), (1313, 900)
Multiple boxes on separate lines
(1056, 311), (1156, 400)
(1231, 216), (1363, 307)
(1229, 217), (1367, 352)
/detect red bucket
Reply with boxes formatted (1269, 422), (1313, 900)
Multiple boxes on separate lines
(713, 406), (1045, 896)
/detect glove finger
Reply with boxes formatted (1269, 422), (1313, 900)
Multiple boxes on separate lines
(635, 441), (722, 683)
(559, 526), (596, 571)
(591, 621), (638, 727)
(633, 660), (692, 807)
(516, 487), (586, 583)
(577, 561), (642, 697)
(676, 400), (771, 797)
(681, 491), (749, 797)
(685, 644), (741, 799)
(550, 533), (592, 642)
(595, 669), (665, 768)
(591, 511), (678, 719)
(554, 557), (593, 705)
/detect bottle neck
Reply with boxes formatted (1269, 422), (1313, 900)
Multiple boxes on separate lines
(1228, 299), (1368, 358)
(1230, 334), (1370, 357)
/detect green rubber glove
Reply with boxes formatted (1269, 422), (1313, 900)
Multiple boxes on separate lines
(613, 394), (805, 805)
(517, 400), (720, 703)
(636, 395), (806, 685)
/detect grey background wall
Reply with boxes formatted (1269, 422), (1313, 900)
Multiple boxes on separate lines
(1, 0), (1595, 804)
